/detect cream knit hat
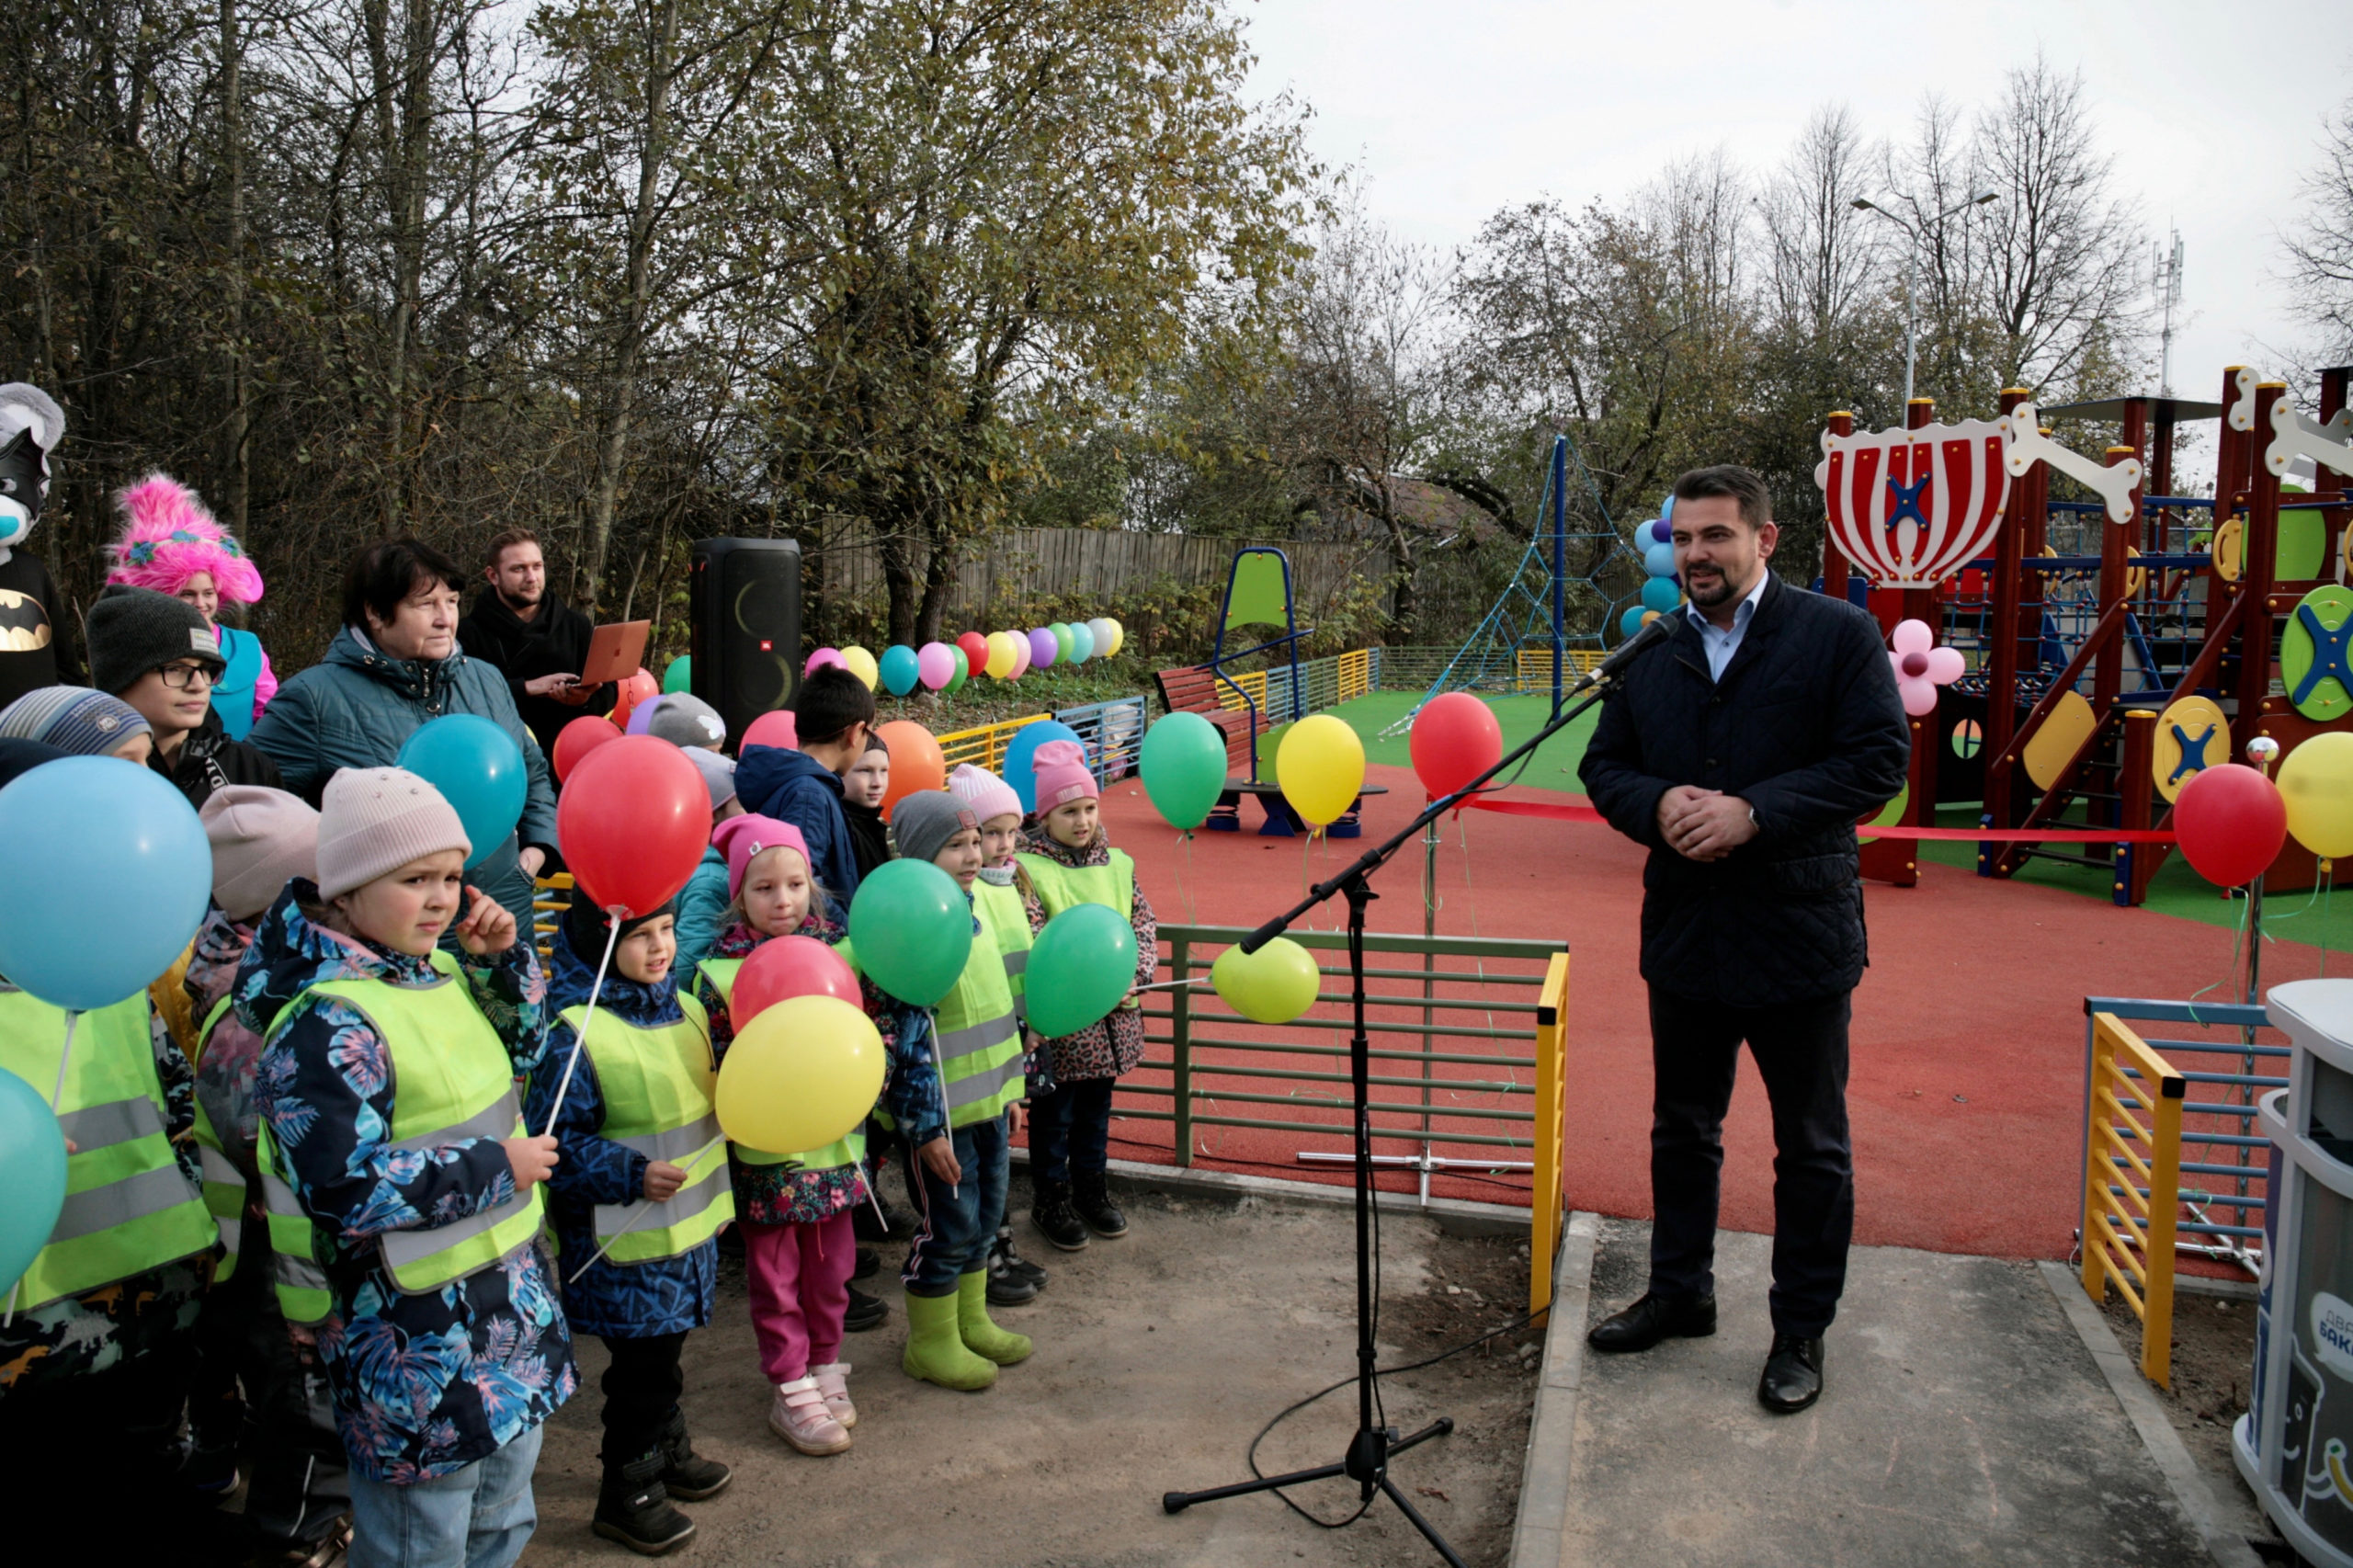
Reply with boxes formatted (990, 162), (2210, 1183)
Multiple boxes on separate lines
(316, 767), (472, 900)
(201, 785), (321, 922)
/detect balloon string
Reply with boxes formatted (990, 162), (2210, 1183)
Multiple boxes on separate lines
(565, 1136), (727, 1283)
(5, 1009), (79, 1327)
(1181, 830), (1198, 925)
(2184, 886), (2255, 1028)
(540, 914), (623, 1136)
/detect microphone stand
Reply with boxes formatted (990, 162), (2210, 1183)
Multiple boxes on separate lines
(1161, 626), (1664, 1564)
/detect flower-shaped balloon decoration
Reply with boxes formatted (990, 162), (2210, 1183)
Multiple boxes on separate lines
(1888, 619), (1965, 718)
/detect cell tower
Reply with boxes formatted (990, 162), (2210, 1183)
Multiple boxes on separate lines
(2154, 228), (2185, 396)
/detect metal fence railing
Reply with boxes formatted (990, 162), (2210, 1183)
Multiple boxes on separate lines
(1054, 696), (1146, 785)
(1206, 647), (1379, 726)
(2082, 1010), (2185, 1387)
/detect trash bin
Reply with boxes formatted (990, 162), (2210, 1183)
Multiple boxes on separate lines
(2236, 979), (2353, 1566)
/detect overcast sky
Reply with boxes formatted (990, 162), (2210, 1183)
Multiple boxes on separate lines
(1242, 0), (2350, 448)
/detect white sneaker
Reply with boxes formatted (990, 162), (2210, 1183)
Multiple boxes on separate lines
(767, 1376), (851, 1455)
(811, 1360), (858, 1428)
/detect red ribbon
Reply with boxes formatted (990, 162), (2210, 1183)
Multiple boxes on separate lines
(1456, 795), (2173, 843)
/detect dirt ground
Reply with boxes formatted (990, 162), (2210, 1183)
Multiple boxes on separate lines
(522, 1171), (1544, 1568)
(2100, 1287), (2260, 1488)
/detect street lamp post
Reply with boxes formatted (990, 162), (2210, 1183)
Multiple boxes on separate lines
(1851, 189), (2000, 407)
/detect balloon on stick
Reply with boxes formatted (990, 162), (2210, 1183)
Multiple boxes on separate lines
(847, 858), (972, 1006)
(1410, 693), (1503, 800)
(1140, 710), (1227, 830)
(553, 714), (622, 782)
(1025, 904), (1137, 1038)
(558, 736), (710, 916)
(1211, 937), (1321, 1025)
(742, 710), (798, 752)
(715, 996), (886, 1154)
(2173, 763), (2287, 888)
(731, 935), (860, 1024)
(1276, 713), (1366, 830)
(398, 714), (527, 869)
(874, 720), (946, 818)
(2279, 733), (2353, 860)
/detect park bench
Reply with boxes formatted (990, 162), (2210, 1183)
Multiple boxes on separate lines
(1154, 664), (1267, 777)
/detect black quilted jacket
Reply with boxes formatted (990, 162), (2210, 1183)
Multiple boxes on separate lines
(1579, 572), (1910, 1006)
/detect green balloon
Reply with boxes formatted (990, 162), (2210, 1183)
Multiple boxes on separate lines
(1051, 622), (1074, 663)
(1026, 903), (1137, 1038)
(1140, 710), (1228, 830)
(662, 655), (692, 694)
(948, 646), (969, 692)
(846, 858), (972, 1007)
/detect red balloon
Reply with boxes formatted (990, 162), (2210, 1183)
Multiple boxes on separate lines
(2174, 763), (2287, 888)
(552, 714), (622, 783)
(731, 935), (859, 1025)
(1410, 692), (1503, 799)
(557, 735), (709, 916)
(743, 710), (798, 752)
(956, 631), (990, 674)
(610, 667), (660, 732)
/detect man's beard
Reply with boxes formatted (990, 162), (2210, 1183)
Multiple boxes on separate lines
(1685, 565), (1739, 608)
(498, 585), (544, 613)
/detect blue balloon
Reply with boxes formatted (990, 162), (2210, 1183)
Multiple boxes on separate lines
(1619, 607), (1647, 638)
(397, 714), (527, 871)
(1003, 720), (1086, 815)
(1640, 576), (1682, 614)
(0, 1065), (67, 1299)
(1643, 542), (1677, 577)
(1649, 517), (1674, 545)
(1660, 494), (1676, 521)
(0, 758), (210, 1010)
(1069, 621), (1096, 663)
(879, 643), (921, 697)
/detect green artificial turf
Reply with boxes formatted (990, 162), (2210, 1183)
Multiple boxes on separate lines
(1266, 690), (1601, 791)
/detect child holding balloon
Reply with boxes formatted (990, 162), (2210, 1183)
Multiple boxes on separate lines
(1018, 741), (1156, 1251)
(525, 896), (734, 1555)
(690, 816), (871, 1455)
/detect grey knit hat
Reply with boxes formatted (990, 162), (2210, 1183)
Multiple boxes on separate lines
(647, 692), (726, 749)
(316, 767), (471, 901)
(889, 789), (979, 868)
(0, 687), (154, 756)
(201, 785), (321, 922)
(685, 746), (738, 812)
(88, 584), (223, 696)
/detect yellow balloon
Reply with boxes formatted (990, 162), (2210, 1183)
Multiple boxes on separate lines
(1103, 619), (1124, 657)
(1211, 937), (1321, 1024)
(714, 995), (886, 1155)
(1276, 712), (1366, 828)
(2279, 732), (2353, 860)
(985, 631), (1017, 679)
(840, 646), (878, 689)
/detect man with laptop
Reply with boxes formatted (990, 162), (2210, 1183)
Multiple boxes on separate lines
(458, 528), (618, 758)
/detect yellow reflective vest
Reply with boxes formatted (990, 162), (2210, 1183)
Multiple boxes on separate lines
(559, 995), (734, 1264)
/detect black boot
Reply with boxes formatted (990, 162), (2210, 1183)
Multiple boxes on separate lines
(987, 1229), (1041, 1305)
(1073, 1172), (1128, 1239)
(997, 1226), (1047, 1288)
(853, 1244), (880, 1280)
(593, 1449), (695, 1556)
(843, 1283), (889, 1332)
(1031, 1179), (1090, 1251)
(655, 1409), (731, 1501)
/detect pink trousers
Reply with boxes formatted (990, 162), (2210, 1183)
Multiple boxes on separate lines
(744, 1212), (855, 1385)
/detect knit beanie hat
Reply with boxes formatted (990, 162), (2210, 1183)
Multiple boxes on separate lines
(947, 762), (1021, 825)
(863, 729), (890, 756)
(200, 785), (321, 923)
(0, 738), (63, 789)
(87, 584), (225, 696)
(0, 687), (154, 756)
(890, 790), (979, 868)
(713, 813), (808, 902)
(686, 746), (738, 812)
(563, 890), (676, 964)
(646, 693), (727, 750)
(316, 767), (472, 901)
(1030, 739), (1097, 810)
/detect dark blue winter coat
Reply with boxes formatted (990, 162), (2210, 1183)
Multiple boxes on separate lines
(734, 744), (861, 904)
(1578, 572), (1909, 1007)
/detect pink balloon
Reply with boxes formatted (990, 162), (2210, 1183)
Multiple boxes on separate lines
(805, 648), (846, 676)
(1890, 618), (1934, 655)
(744, 710), (798, 751)
(916, 641), (955, 690)
(1006, 631), (1032, 678)
(1897, 678), (1939, 718)
(626, 693), (665, 735)
(1925, 646), (1967, 683)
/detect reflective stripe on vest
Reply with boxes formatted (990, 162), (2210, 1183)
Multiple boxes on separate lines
(253, 1120), (332, 1324)
(928, 917), (1025, 1128)
(972, 881), (1032, 1025)
(192, 995), (244, 1282)
(696, 959), (865, 1173)
(559, 997), (735, 1264)
(275, 951), (547, 1297)
(0, 988), (217, 1309)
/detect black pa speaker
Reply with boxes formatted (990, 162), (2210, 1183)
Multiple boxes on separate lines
(689, 538), (802, 747)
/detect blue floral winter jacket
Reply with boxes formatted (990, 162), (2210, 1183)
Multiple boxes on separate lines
(242, 884), (574, 1485)
(522, 923), (718, 1341)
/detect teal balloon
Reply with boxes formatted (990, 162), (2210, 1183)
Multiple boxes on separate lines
(0, 758), (210, 1011)
(1051, 623), (1074, 663)
(662, 655), (692, 694)
(1619, 607), (1647, 638)
(1140, 710), (1227, 830)
(1069, 621), (1096, 663)
(1640, 577), (1681, 613)
(1025, 903), (1138, 1038)
(1003, 720), (1083, 814)
(948, 647), (970, 692)
(0, 1065), (66, 1299)
(1660, 493), (1676, 521)
(880, 644), (920, 697)
(397, 714), (527, 871)
(847, 858), (972, 1007)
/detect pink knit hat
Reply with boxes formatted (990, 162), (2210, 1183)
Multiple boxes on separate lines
(713, 813), (809, 901)
(316, 767), (470, 901)
(106, 473), (266, 605)
(948, 763), (1022, 825)
(1030, 739), (1097, 810)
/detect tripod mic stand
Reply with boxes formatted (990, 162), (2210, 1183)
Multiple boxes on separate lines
(1161, 623), (1665, 1565)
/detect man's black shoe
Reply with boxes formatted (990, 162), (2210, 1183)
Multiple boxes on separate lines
(1757, 1334), (1824, 1413)
(1586, 1291), (1716, 1354)
(843, 1284), (889, 1333)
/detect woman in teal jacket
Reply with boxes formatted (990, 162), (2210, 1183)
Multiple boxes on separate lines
(250, 539), (558, 923)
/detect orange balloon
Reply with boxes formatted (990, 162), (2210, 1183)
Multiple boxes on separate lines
(874, 720), (946, 820)
(609, 667), (659, 730)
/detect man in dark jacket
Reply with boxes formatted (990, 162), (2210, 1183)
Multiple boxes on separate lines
(93, 585), (281, 809)
(1577, 464), (1907, 1415)
(456, 528), (614, 758)
(734, 666), (872, 903)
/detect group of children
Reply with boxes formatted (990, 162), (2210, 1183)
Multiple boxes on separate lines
(0, 659), (1158, 1568)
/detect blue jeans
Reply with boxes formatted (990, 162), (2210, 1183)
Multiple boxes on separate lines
(901, 1113), (1010, 1296)
(1029, 1076), (1115, 1186)
(348, 1423), (543, 1568)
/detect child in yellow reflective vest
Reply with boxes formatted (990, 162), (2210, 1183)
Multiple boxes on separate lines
(1017, 740), (1156, 1249)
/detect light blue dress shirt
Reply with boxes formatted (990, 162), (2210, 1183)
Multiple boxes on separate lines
(1685, 572), (1769, 683)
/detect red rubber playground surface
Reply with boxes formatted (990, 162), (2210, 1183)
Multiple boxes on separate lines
(1096, 755), (2325, 1264)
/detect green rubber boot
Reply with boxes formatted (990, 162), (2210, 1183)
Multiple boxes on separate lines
(957, 1269), (1034, 1366)
(903, 1288), (997, 1391)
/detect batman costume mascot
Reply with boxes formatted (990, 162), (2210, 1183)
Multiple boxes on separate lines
(0, 382), (79, 707)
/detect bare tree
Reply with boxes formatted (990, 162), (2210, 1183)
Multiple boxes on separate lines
(2283, 91), (2353, 364)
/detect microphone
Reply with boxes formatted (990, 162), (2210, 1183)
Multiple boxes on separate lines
(1581, 612), (1674, 687)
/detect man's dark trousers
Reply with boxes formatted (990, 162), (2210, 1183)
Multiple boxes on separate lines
(1646, 985), (1853, 1338)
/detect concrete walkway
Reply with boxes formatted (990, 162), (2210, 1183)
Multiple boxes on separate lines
(1521, 1219), (2234, 1568)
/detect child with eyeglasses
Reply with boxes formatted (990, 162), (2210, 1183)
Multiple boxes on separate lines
(90, 584), (283, 809)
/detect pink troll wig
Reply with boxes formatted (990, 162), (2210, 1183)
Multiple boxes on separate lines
(107, 472), (265, 604)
